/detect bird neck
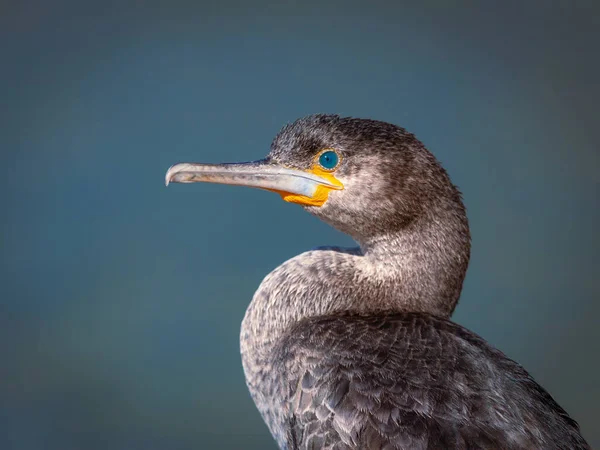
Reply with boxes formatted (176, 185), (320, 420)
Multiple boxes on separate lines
(240, 203), (470, 363)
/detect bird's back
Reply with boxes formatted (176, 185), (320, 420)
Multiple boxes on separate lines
(267, 312), (588, 450)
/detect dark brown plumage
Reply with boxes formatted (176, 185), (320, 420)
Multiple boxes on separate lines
(277, 313), (587, 449)
(167, 114), (590, 449)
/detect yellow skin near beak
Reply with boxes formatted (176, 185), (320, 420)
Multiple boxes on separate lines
(271, 166), (343, 207)
(165, 155), (344, 207)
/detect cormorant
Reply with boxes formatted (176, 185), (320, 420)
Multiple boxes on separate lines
(165, 114), (589, 449)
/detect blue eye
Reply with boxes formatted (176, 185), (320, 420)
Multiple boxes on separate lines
(318, 150), (339, 170)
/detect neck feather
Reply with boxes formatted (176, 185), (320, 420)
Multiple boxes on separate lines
(240, 202), (470, 359)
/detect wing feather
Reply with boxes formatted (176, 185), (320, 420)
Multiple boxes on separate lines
(272, 312), (589, 450)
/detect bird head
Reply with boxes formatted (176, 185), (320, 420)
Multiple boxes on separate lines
(166, 114), (466, 246)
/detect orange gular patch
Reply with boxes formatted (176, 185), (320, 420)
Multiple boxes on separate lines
(275, 167), (344, 207)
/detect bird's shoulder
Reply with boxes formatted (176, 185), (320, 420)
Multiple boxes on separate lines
(272, 311), (587, 450)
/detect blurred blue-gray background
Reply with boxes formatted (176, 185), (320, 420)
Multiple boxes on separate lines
(1, 1), (598, 449)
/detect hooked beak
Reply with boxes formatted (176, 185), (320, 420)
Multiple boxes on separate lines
(165, 159), (343, 207)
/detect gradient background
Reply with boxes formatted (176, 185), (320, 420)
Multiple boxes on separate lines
(2, 1), (598, 449)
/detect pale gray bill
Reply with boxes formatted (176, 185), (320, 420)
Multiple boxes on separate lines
(165, 160), (340, 198)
